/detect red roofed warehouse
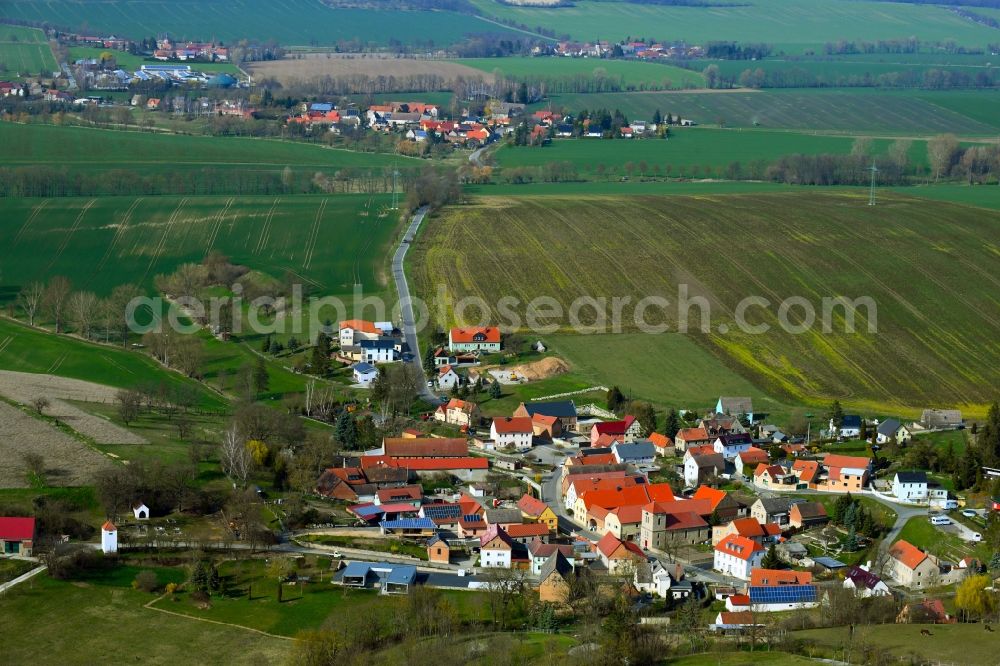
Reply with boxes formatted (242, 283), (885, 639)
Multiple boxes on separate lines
(0, 517), (35, 556)
(448, 326), (501, 353)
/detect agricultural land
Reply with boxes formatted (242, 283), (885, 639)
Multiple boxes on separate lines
(0, 25), (56, 79)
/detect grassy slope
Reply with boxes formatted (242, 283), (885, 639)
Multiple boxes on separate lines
(494, 129), (929, 175)
(0, 123), (409, 174)
(0, 572), (289, 665)
(470, 0), (1000, 52)
(0, 0), (519, 46)
(795, 623), (998, 665)
(0, 194), (399, 296)
(0, 317), (225, 409)
(455, 56), (703, 89)
(408, 192), (1000, 414)
(537, 89), (1000, 135)
(0, 25), (56, 79)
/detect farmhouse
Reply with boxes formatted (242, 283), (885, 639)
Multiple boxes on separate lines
(480, 525), (515, 568)
(0, 517), (35, 557)
(843, 564), (890, 597)
(920, 409), (962, 430)
(491, 416), (534, 450)
(887, 539), (940, 588)
(789, 501), (828, 528)
(435, 398), (480, 428)
(711, 517), (780, 546)
(528, 540), (576, 576)
(892, 470), (928, 502)
(674, 427), (711, 453)
(448, 326), (501, 353)
(590, 415), (642, 445)
(648, 432), (673, 457)
(876, 418), (911, 444)
(514, 400), (577, 433)
(716, 397), (753, 422)
(713, 534), (763, 580)
(735, 448), (769, 476)
(683, 449), (725, 487)
(713, 433), (753, 460)
(750, 497), (795, 528)
(595, 532), (647, 574)
(819, 454), (871, 492)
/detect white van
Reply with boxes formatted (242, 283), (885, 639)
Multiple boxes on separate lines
(930, 515), (952, 526)
(967, 532), (983, 542)
(941, 500), (959, 510)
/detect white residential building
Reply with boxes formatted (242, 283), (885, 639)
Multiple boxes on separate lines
(713, 534), (763, 580)
(892, 471), (928, 502)
(491, 416), (533, 451)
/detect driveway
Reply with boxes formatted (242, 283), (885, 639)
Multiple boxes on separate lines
(391, 205), (437, 403)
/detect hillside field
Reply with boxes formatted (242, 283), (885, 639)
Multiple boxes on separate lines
(1, 194), (400, 296)
(0, 0), (518, 46)
(537, 89), (1000, 135)
(408, 192), (1000, 413)
(0, 25), (56, 78)
(455, 56), (703, 89)
(470, 0), (1000, 52)
(495, 129), (930, 177)
(0, 123), (411, 177)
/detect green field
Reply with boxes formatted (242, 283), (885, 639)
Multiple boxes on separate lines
(471, 0), (1000, 52)
(0, 317), (225, 409)
(0, 570), (290, 664)
(0, 24), (56, 78)
(795, 623), (998, 665)
(890, 184), (1000, 211)
(0, 123), (411, 178)
(409, 192), (1000, 414)
(538, 88), (1000, 135)
(0, 0), (518, 46)
(1, 194), (400, 296)
(455, 56), (703, 90)
(692, 56), (999, 83)
(68, 46), (243, 75)
(495, 129), (930, 177)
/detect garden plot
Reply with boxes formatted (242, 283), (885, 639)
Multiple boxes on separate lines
(0, 370), (146, 444)
(0, 400), (111, 487)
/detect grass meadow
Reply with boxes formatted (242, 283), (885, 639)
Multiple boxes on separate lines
(455, 56), (704, 89)
(495, 129), (931, 177)
(794, 623), (1000, 665)
(470, 0), (1000, 52)
(409, 192), (1000, 414)
(0, 25), (56, 78)
(0, 194), (400, 296)
(536, 88), (1000, 135)
(0, 0), (517, 46)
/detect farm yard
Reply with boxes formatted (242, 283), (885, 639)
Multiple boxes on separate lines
(0, 25), (56, 79)
(495, 128), (932, 178)
(455, 56), (704, 90)
(536, 88), (1000, 135)
(66, 46), (243, 75)
(469, 0), (1000, 52)
(0, 400), (111, 487)
(250, 53), (492, 88)
(408, 192), (1000, 413)
(0, 193), (400, 296)
(0, 0), (517, 46)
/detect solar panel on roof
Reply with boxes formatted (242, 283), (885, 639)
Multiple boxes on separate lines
(379, 518), (435, 530)
(748, 585), (817, 604)
(423, 505), (461, 518)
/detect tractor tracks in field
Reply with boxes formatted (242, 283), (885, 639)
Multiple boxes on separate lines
(43, 199), (95, 275)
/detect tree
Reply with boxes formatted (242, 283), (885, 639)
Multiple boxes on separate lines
(334, 410), (359, 450)
(22, 452), (45, 485)
(483, 567), (526, 630)
(663, 408), (681, 439)
(30, 396), (50, 415)
(626, 400), (657, 436)
(246, 439), (269, 467)
(702, 64), (720, 89)
(761, 543), (780, 569)
(43, 276), (73, 333)
(606, 385), (626, 413)
(133, 570), (159, 593)
(977, 401), (1000, 467)
(220, 425), (253, 487)
(955, 574), (998, 621)
(115, 389), (141, 425)
(253, 357), (270, 396)
(828, 400), (844, 430)
(109, 283), (143, 347)
(423, 345), (437, 375)
(69, 291), (98, 339)
(928, 133), (959, 181)
(311, 332), (331, 376)
(888, 138), (912, 173)
(489, 379), (502, 400)
(18, 282), (45, 326)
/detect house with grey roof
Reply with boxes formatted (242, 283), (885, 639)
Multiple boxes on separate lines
(611, 440), (656, 466)
(892, 470), (928, 502)
(876, 418), (912, 444)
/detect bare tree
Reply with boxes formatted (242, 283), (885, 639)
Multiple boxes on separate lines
(22, 452), (45, 483)
(18, 281), (45, 326)
(483, 567), (526, 629)
(44, 276), (73, 333)
(115, 389), (142, 425)
(69, 290), (98, 339)
(30, 396), (50, 415)
(220, 425), (253, 487)
(928, 133), (959, 182)
(109, 283), (143, 347)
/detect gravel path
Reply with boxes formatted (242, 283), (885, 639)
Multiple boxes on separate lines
(0, 400), (112, 487)
(0, 370), (147, 444)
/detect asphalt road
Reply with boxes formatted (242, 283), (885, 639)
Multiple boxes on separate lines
(391, 205), (437, 404)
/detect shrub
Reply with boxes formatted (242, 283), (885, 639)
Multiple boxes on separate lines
(164, 582), (178, 595)
(133, 570), (159, 593)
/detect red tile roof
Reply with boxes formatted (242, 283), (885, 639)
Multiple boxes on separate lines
(648, 432), (672, 449)
(677, 427), (710, 442)
(504, 523), (550, 538)
(450, 326), (500, 343)
(692, 486), (728, 511)
(715, 534), (763, 561)
(481, 524), (514, 548)
(0, 517), (35, 541)
(567, 474), (639, 496)
(592, 415), (636, 436)
(581, 485), (652, 511)
(388, 457), (488, 471)
(531, 413), (558, 427)
(823, 454), (871, 470)
(383, 437), (468, 458)
(792, 459), (819, 482)
(376, 485), (422, 503)
(889, 539), (928, 570)
(339, 319), (379, 334)
(739, 448), (769, 464)
(516, 494), (550, 517)
(101, 520), (116, 532)
(728, 594), (750, 607)
(571, 453), (617, 466)
(493, 416), (533, 434)
(593, 433), (625, 448)
(719, 611), (758, 625)
(609, 504), (644, 525)
(750, 569), (812, 586)
(596, 531), (644, 560)
(755, 463), (786, 479)
(727, 517), (767, 538)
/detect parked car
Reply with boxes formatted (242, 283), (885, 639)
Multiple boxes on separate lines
(961, 509), (978, 518)
(967, 532), (983, 542)
(930, 515), (952, 525)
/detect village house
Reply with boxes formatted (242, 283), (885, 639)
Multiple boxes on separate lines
(458, 514), (488, 538)
(711, 517), (781, 546)
(484, 507), (524, 529)
(427, 535), (450, 563)
(713, 611), (762, 631)
(491, 416), (534, 450)
(514, 400), (577, 433)
(888, 539), (940, 588)
(836, 415), (863, 439)
(528, 539), (576, 575)
(374, 485), (422, 508)
(504, 523), (550, 543)
(819, 454), (871, 492)
(480, 525), (515, 568)
(892, 470), (928, 502)
(448, 326), (501, 353)
(648, 432), (673, 457)
(703, 414), (746, 437)
(435, 398), (480, 428)
(339, 319), (384, 346)
(693, 486), (742, 522)
(420, 504), (463, 532)
(674, 427), (712, 453)
(753, 463), (793, 489)
(590, 415), (643, 445)
(684, 448), (726, 487)
(595, 532), (647, 574)
(751, 569), (812, 586)
(436, 365), (461, 391)
(714, 433), (754, 460)
(713, 534), (763, 580)
(382, 437), (468, 458)
(897, 598), (955, 624)
(601, 504), (644, 542)
(734, 447), (769, 477)
(516, 494), (557, 531)
(750, 497), (795, 528)
(843, 564), (890, 597)
(611, 440), (656, 466)
(876, 418), (912, 444)
(716, 396), (754, 423)
(563, 472), (639, 510)
(530, 413), (560, 439)
(640, 502), (711, 550)
(352, 362), (379, 387)
(0, 517), (35, 557)
(789, 501), (828, 529)
(537, 551), (574, 603)
(792, 459), (820, 486)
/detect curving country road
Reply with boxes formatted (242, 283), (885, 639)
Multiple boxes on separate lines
(392, 205), (437, 403)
